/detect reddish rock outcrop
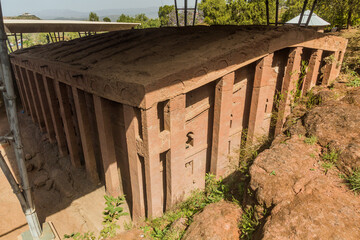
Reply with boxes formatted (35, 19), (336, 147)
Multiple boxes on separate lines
(304, 88), (360, 174)
(249, 87), (360, 239)
(182, 201), (242, 240)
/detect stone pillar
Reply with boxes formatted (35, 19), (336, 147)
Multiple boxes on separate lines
(26, 70), (46, 132)
(43, 77), (68, 157)
(93, 95), (123, 197)
(72, 87), (100, 184)
(54, 80), (82, 168)
(123, 105), (145, 219)
(210, 72), (234, 177)
(275, 47), (303, 135)
(142, 106), (162, 217)
(34, 73), (56, 143)
(247, 54), (274, 142)
(322, 51), (340, 86)
(12, 64), (29, 114)
(168, 94), (186, 207)
(18, 67), (37, 123)
(302, 49), (323, 94)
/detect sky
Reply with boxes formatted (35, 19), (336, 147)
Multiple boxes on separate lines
(1, 0), (175, 16)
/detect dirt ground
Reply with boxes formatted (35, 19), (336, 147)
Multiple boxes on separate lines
(0, 105), (131, 239)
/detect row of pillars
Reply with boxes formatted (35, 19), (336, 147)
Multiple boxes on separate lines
(212, 46), (342, 175)
(11, 62), (180, 219)
(11, 46), (342, 219)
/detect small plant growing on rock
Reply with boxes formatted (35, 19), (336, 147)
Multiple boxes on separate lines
(324, 54), (336, 65)
(205, 173), (228, 203)
(321, 148), (339, 173)
(240, 206), (260, 240)
(99, 195), (128, 238)
(346, 70), (360, 87)
(346, 169), (360, 193)
(304, 135), (318, 145)
(305, 90), (322, 109)
(322, 149), (339, 163)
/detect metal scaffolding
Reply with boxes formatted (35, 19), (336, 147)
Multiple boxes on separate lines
(0, 2), (43, 240)
(174, 0), (198, 27)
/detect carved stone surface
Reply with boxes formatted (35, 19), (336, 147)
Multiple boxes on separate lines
(11, 26), (348, 219)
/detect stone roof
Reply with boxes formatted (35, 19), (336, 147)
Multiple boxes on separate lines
(4, 19), (139, 33)
(11, 26), (344, 108)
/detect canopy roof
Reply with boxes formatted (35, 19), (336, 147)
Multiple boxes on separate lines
(4, 19), (139, 33)
(286, 10), (330, 26)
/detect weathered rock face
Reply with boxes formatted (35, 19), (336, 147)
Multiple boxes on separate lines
(304, 88), (360, 174)
(182, 201), (242, 240)
(249, 137), (322, 208)
(250, 137), (360, 240)
(248, 87), (360, 240)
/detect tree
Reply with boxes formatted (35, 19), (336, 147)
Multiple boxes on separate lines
(117, 14), (134, 23)
(89, 12), (99, 21)
(199, 0), (232, 25)
(199, 0), (274, 25)
(103, 17), (111, 22)
(158, 5), (175, 26)
(117, 13), (160, 29)
(229, 0), (273, 25)
(281, 0), (360, 28)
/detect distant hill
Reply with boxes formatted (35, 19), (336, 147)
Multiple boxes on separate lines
(34, 7), (159, 21)
(6, 13), (41, 20)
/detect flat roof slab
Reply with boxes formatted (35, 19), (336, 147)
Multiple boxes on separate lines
(11, 26), (347, 108)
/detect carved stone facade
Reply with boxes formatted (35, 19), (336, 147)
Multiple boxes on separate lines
(10, 26), (347, 219)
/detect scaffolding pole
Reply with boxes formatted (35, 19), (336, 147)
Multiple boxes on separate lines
(298, 0), (309, 26)
(0, 1), (42, 239)
(193, 0), (198, 26)
(305, 0), (319, 27)
(265, 0), (270, 25)
(275, 0), (279, 26)
(174, 0), (179, 27)
(184, 0), (188, 26)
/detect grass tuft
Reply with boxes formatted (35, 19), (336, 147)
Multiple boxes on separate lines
(346, 169), (360, 193)
(321, 148), (339, 173)
(304, 135), (318, 145)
